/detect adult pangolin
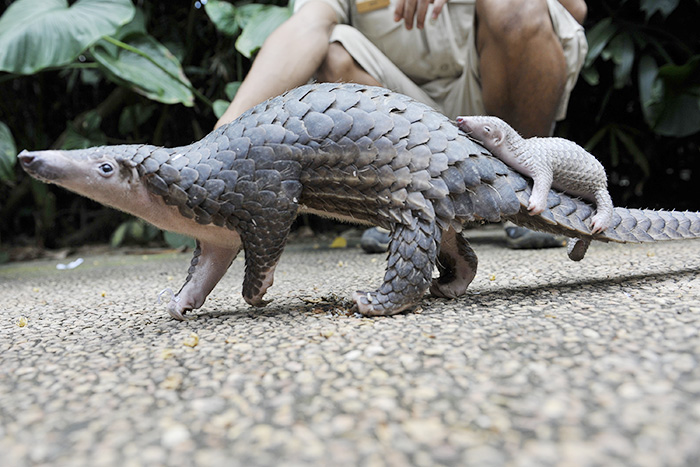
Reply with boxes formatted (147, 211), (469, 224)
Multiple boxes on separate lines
(19, 83), (700, 320)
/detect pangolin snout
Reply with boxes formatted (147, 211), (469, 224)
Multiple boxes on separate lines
(18, 150), (38, 171)
(18, 150), (63, 181)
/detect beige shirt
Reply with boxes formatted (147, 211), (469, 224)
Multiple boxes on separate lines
(294, 0), (587, 120)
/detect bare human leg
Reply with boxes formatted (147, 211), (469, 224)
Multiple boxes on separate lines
(476, 0), (568, 137)
(316, 42), (383, 86)
(215, 1), (339, 128)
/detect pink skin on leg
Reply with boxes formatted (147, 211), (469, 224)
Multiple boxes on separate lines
(168, 241), (241, 320)
(527, 170), (554, 215)
(430, 227), (478, 299)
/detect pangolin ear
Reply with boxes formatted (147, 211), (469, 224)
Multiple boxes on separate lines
(116, 156), (137, 169)
(492, 129), (505, 145)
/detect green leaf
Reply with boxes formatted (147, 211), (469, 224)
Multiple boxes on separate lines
(113, 5), (148, 39)
(235, 4), (268, 29)
(584, 125), (609, 153)
(92, 34), (195, 106)
(205, 0), (240, 36)
(652, 92), (700, 137)
(80, 68), (102, 86)
(111, 219), (159, 247)
(0, 0), (135, 74)
(581, 66), (599, 86)
(225, 81), (242, 100)
(0, 122), (17, 182)
(235, 5), (291, 58)
(639, 56), (700, 137)
(213, 99), (231, 119)
(607, 33), (635, 89)
(213, 82), (242, 118)
(640, 0), (679, 19)
(584, 18), (617, 68)
(30, 180), (57, 231)
(61, 111), (107, 150)
(657, 55), (700, 87)
(110, 222), (129, 247)
(638, 54), (658, 126)
(163, 231), (196, 250)
(119, 103), (157, 135)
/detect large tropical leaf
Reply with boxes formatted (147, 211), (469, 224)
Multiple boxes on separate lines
(60, 111), (107, 150)
(604, 33), (635, 89)
(91, 34), (195, 106)
(0, 122), (17, 182)
(640, 0), (680, 19)
(205, 0), (240, 36)
(0, 0), (135, 74)
(235, 5), (291, 58)
(584, 18), (617, 68)
(639, 55), (700, 137)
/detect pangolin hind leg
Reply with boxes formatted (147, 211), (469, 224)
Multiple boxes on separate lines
(430, 227), (478, 299)
(168, 241), (241, 320)
(353, 217), (441, 316)
(239, 217), (296, 307)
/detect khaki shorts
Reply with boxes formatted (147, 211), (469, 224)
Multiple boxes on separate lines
(294, 0), (587, 121)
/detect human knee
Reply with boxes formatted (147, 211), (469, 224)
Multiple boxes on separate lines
(477, 0), (551, 42)
(316, 42), (356, 82)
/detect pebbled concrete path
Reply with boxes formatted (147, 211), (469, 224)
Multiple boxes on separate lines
(2, 228), (700, 466)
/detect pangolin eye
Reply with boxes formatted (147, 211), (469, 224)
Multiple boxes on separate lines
(98, 163), (115, 176)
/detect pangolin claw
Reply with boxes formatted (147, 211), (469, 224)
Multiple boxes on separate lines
(167, 301), (189, 321)
(159, 288), (189, 321)
(352, 291), (375, 315)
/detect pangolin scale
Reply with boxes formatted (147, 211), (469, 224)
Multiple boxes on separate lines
(19, 83), (700, 320)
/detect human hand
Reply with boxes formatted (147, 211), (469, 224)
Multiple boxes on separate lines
(393, 0), (448, 30)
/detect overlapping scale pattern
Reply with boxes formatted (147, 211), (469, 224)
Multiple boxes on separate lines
(82, 83), (700, 315)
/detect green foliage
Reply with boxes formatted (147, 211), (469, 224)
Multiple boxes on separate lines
(582, 0), (700, 137)
(0, 0), (135, 74)
(213, 81), (242, 118)
(93, 35), (196, 106)
(62, 111), (107, 150)
(205, 0), (292, 58)
(118, 103), (157, 135)
(234, 4), (291, 58)
(205, 0), (290, 116)
(0, 0), (697, 252)
(110, 219), (196, 249)
(639, 56), (700, 138)
(0, 122), (16, 182)
(0, 0), (289, 250)
(204, 0), (240, 36)
(563, 0), (700, 208)
(110, 219), (159, 247)
(163, 231), (197, 250)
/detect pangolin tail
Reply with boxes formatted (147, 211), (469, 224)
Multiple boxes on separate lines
(504, 184), (700, 245)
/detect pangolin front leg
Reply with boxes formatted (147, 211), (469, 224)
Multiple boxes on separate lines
(590, 188), (615, 233)
(354, 217), (441, 316)
(168, 241), (241, 320)
(430, 227), (478, 299)
(528, 165), (555, 216)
